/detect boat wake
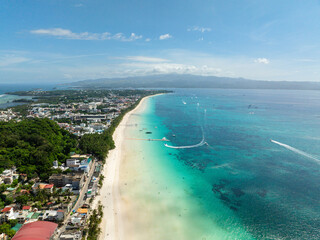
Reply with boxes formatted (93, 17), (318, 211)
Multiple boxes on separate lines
(165, 122), (208, 149)
(165, 106), (208, 149)
(164, 137), (207, 149)
(271, 139), (320, 164)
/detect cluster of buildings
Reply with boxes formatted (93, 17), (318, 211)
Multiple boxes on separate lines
(0, 168), (19, 185)
(0, 153), (102, 240)
(0, 91), (146, 239)
(0, 109), (17, 122)
(26, 96), (138, 136)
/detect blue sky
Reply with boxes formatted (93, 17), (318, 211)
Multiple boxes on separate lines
(1, 0), (320, 83)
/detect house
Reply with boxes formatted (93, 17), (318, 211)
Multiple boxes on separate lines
(32, 183), (54, 194)
(78, 158), (93, 174)
(59, 231), (82, 240)
(16, 211), (28, 224)
(1, 207), (14, 221)
(43, 210), (57, 221)
(66, 159), (80, 168)
(22, 206), (31, 211)
(49, 173), (84, 190)
(70, 214), (83, 225)
(57, 210), (65, 221)
(43, 184), (54, 194)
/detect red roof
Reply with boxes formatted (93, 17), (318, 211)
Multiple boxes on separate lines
(12, 221), (58, 240)
(22, 206), (31, 210)
(44, 184), (54, 189)
(1, 207), (12, 213)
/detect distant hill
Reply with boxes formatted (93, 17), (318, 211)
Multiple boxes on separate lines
(67, 74), (320, 90)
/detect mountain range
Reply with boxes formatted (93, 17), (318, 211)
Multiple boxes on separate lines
(67, 74), (320, 90)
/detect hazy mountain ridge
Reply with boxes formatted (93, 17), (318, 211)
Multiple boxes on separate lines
(67, 74), (320, 90)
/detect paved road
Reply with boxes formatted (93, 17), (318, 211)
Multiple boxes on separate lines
(54, 161), (96, 239)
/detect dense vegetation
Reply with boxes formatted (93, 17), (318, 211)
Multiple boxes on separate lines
(79, 131), (114, 161)
(0, 220), (18, 237)
(0, 118), (77, 180)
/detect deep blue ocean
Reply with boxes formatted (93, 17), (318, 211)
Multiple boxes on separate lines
(151, 89), (320, 239)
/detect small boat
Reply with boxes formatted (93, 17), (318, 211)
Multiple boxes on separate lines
(146, 131), (152, 134)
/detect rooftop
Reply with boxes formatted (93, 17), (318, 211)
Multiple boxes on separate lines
(12, 221), (58, 240)
(1, 207), (12, 213)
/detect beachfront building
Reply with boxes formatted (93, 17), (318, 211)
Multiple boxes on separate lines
(49, 173), (84, 190)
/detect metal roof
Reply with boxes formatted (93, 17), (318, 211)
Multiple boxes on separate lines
(12, 221), (58, 240)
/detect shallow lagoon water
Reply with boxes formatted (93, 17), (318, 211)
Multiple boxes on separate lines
(121, 89), (320, 240)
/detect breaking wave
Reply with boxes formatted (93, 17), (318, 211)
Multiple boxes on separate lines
(271, 139), (320, 164)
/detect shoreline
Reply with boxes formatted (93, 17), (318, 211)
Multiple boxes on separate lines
(96, 94), (163, 240)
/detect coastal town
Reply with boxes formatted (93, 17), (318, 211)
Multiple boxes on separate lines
(0, 89), (166, 240)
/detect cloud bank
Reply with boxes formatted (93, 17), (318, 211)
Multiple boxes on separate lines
(30, 28), (142, 41)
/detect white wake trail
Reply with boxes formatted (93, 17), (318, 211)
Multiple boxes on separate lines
(165, 107), (208, 149)
(164, 137), (206, 149)
(271, 139), (320, 164)
(165, 124), (207, 149)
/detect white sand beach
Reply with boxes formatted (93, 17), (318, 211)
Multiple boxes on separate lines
(96, 95), (153, 240)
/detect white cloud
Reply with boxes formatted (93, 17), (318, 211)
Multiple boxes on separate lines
(119, 62), (222, 76)
(125, 33), (143, 41)
(0, 55), (31, 67)
(122, 56), (169, 63)
(4, 49), (320, 83)
(254, 58), (270, 64)
(188, 26), (212, 33)
(145, 38), (151, 42)
(159, 33), (172, 40)
(30, 28), (142, 41)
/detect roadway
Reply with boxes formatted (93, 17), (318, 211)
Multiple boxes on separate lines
(54, 161), (96, 239)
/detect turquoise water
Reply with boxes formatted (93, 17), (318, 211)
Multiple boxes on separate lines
(133, 89), (320, 240)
